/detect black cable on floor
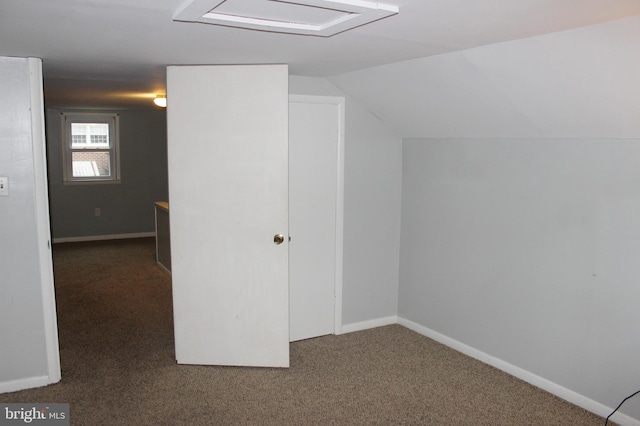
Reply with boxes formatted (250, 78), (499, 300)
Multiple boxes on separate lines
(604, 389), (640, 425)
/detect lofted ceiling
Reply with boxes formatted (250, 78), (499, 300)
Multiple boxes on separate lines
(2, 0), (640, 109)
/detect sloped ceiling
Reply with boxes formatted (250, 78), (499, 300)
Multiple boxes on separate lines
(329, 15), (640, 138)
(2, 0), (640, 109)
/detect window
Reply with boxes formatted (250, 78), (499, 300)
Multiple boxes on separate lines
(61, 113), (120, 183)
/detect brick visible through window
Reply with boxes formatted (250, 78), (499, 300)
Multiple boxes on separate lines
(62, 113), (120, 183)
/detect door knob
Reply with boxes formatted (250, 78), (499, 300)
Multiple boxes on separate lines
(273, 234), (284, 245)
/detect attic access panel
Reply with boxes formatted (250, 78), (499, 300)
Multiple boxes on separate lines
(173, 0), (398, 37)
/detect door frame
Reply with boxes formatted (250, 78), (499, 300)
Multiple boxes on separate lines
(30, 58), (61, 387)
(289, 94), (345, 336)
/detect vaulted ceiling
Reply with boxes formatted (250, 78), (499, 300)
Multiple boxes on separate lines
(2, 0), (640, 109)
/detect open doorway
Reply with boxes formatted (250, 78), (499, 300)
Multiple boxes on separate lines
(44, 105), (169, 386)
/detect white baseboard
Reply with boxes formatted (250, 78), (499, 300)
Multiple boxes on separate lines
(340, 315), (398, 335)
(397, 317), (640, 426)
(53, 232), (155, 244)
(0, 375), (57, 394)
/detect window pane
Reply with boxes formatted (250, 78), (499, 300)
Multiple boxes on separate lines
(72, 134), (86, 145)
(72, 152), (111, 177)
(63, 113), (119, 183)
(71, 124), (87, 135)
(71, 123), (109, 148)
(90, 134), (108, 145)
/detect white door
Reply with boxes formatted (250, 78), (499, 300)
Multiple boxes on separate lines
(289, 98), (343, 342)
(167, 64), (290, 367)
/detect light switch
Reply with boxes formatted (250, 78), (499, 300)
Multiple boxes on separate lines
(0, 177), (8, 196)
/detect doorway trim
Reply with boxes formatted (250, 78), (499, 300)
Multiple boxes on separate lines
(289, 94), (345, 335)
(30, 58), (61, 387)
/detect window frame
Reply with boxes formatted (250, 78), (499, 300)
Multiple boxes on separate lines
(61, 112), (121, 184)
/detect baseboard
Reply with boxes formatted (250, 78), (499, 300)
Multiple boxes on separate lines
(0, 375), (57, 394)
(340, 315), (398, 334)
(397, 317), (640, 426)
(52, 232), (155, 244)
(156, 262), (171, 276)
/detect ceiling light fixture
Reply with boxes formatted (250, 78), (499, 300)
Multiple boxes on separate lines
(154, 96), (167, 108)
(174, 0), (398, 37)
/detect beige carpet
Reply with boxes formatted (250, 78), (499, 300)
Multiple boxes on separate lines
(0, 238), (608, 425)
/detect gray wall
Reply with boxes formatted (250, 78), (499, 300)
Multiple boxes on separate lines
(401, 138), (640, 419)
(0, 57), (56, 389)
(46, 108), (168, 240)
(329, 15), (640, 423)
(290, 76), (402, 327)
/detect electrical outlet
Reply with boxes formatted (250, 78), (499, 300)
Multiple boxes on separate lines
(0, 177), (8, 196)
(95, 207), (101, 216)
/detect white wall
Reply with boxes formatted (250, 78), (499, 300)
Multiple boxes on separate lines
(0, 57), (60, 392)
(328, 15), (640, 139)
(290, 76), (402, 329)
(328, 14), (640, 424)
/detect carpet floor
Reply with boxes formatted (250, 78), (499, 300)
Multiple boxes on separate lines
(0, 238), (608, 425)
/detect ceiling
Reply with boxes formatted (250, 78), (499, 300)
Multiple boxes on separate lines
(2, 0), (640, 109)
